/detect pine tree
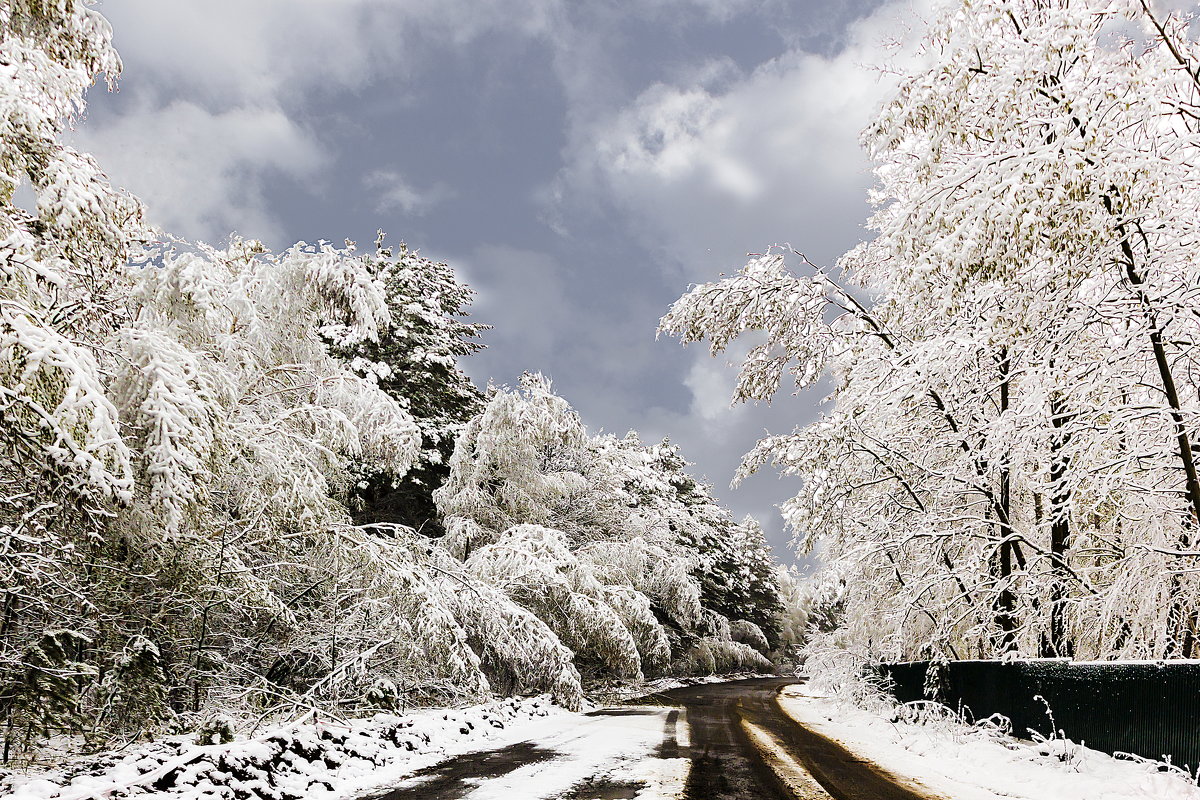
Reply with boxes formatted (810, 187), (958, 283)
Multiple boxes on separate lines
(2, 630), (95, 762)
(95, 635), (169, 738)
(339, 236), (487, 535)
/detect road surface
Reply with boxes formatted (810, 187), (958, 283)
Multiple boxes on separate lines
(362, 677), (937, 800)
(640, 677), (935, 799)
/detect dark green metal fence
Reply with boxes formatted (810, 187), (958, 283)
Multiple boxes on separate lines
(877, 660), (1200, 769)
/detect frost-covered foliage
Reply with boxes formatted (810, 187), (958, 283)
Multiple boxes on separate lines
(0, 3), (585, 750)
(116, 238), (421, 533)
(468, 524), (648, 679)
(594, 434), (783, 642)
(436, 374), (781, 681)
(0, 0), (146, 762)
(438, 373), (599, 554)
(773, 566), (810, 656)
(0, 0), (143, 500)
(0, 233), (580, 761)
(662, 0), (1200, 664)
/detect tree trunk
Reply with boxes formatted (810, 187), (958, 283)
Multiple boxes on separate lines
(1043, 392), (1074, 657)
(1110, 213), (1200, 657)
(992, 348), (1018, 653)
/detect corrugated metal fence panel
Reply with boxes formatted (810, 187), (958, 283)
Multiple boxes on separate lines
(876, 660), (1200, 769)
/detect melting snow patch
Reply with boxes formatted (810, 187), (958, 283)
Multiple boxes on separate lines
(415, 706), (687, 800)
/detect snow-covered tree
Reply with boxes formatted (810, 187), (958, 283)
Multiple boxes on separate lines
(2, 0), (786, 763)
(437, 375), (776, 679)
(437, 373), (604, 557)
(593, 433), (783, 644)
(0, 0), (143, 499)
(116, 237), (421, 702)
(1, 629), (95, 760)
(337, 236), (487, 534)
(662, 0), (1200, 662)
(115, 237), (420, 534)
(0, 0), (146, 759)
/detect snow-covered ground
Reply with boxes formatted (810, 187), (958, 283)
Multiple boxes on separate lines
(3, 697), (571, 800)
(387, 706), (688, 800)
(2, 694), (689, 800)
(778, 684), (1200, 800)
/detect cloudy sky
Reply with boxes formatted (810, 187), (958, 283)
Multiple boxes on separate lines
(76, 0), (932, 561)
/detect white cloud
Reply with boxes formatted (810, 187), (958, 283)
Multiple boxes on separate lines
(80, 0), (569, 243)
(551, 0), (933, 279)
(683, 345), (755, 425)
(78, 0), (814, 247)
(532, 2), (940, 557)
(71, 101), (324, 243)
(365, 170), (455, 216)
(94, 0), (558, 107)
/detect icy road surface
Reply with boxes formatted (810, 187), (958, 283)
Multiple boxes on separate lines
(358, 677), (933, 800)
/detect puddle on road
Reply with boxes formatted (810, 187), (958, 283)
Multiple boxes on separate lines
(585, 707), (659, 717)
(558, 775), (647, 799)
(367, 740), (559, 800)
(658, 709), (681, 759)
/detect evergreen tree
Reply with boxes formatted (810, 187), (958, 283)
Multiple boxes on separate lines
(341, 236), (488, 535)
(1, 630), (95, 761)
(619, 438), (783, 645)
(95, 635), (169, 738)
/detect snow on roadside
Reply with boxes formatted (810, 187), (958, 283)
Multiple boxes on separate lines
(459, 707), (687, 800)
(2, 697), (570, 800)
(778, 685), (1200, 800)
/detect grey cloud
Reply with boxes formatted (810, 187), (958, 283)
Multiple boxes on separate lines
(455, 245), (578, 375)
(548, 0), (933, 280)
(75, 0), (923, 563)
(365, 171), (456, 216)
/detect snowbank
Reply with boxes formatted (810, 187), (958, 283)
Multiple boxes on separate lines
(2, 697), (568, 800)
(778, 685), (1200, 800)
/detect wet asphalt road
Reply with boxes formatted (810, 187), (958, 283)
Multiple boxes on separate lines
(363, 677), (937, 800)
(636, 677), (935, 800)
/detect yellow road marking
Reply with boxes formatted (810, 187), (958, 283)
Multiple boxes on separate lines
(740, 718), (834, 800)
(676, 707), (690, 748)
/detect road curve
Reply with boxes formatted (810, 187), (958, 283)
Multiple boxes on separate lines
(360, 677), (939, 800)
(633, 677), (938, 800)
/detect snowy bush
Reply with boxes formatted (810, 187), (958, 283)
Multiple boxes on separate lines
(674, 637), (772, 677)
(466, 524), (645, 681)
(800, 633), (892, 714)
(729, 620), (770, 656)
